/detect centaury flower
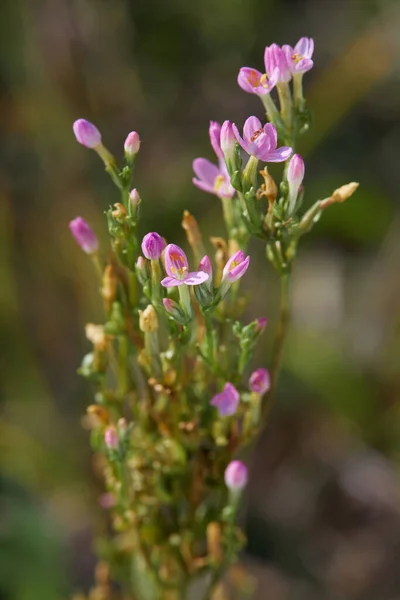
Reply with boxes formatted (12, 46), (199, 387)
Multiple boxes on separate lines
(69, 217), (99, 254)
(283, 37), (314, 75)
(237, 66), (279, 96)
(161, 244), (209, 287)
(210, 383), (240, 417)
(224, 460), (248, 491)
(264, 43), (292, 82)
(287, 153), (305, 215)
(232, 117), (292, 162)
(249, 368), (270, 395)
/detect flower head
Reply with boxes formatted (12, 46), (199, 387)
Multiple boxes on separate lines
(192, 157), (235, 200)
(287, 153), (305, 215)
(224, 460), (248, 491)
(232, 117), (292, 162)
(210, 383), (240, 417)
(237, 67), (279, 96)
(124, 131), (141, 157)
(264, 44), (291, 83)
(104, 426), (118, 450)
(73, 119), (102, 148)
(209, 121), (223, 159)
(161, 244), (209, 288)
(69, 217), (99, 254)
(249, 368), (270, 395)
(283, 37), (314, 75)
(256, 317), (268, 332)
(222, 250), (250, 283)
(141, 232), (166, 261)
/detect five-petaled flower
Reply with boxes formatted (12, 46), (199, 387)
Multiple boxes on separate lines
(238, 66), (279, 96)
(210, 383), (240, 417)
(283, 37), (314, 75)
(192, 121), (235, 200)
(161, 244), (209, 287)
(221, 250), (250, 284)
(232, 117), (292, 162)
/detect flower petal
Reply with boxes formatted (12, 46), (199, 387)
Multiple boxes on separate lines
(192, 177), (217, 195)
(192, 158), (220, 186)
(184, 271), (210, 285)
(243, 116), (262, 143)
(263, 123), (278, 151)
(232, 123), (250, 155)
(294, 58), (313, 74)
(266, 146), (293, 162)
(295, 37), (314, 58)
(160, 276), (183, 288)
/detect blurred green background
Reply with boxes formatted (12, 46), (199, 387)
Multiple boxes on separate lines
(1, 0), (400, 598)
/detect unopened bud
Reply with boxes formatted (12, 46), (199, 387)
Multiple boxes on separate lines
(69, 217), (99, 254)
(139, 304), (158, 333)
(163, 298), (189, 325)
(124, 131), (141, 159)
(129, 188), (141, 208)
(104, 426), (118, 450)
(224, 460), (248, 491)
(135, 256), (150, 286)
(73, 119), (102, 149)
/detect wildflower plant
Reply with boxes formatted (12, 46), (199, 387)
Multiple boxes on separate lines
(70, 37), (358, 600)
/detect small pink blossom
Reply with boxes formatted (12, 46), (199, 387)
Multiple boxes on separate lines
(210, 383), (240, 417)
(287, 153), (305, 214)
(283, 37), (314, 75)
(224, 460), (248, 491)
(249, 368), (270, 395)
(192, 158), (234, 199)
(69, 217), (99, 254)
(232, 117), (292, 162)
(141, 232), (166, 260)
(104, 426), (118, 450)
(124, 131), (141, 156)
(73, 119), (102, 148)
(222, 250), (250, 283)
(199, 255), (213, 280)
(237, 67), (279, 96)
(161, 244), (209, 288)
(256, 317), (268, 332)
(264, 44), (292, 83)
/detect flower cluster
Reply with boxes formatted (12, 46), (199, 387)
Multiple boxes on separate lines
(68, 34), (359, 600)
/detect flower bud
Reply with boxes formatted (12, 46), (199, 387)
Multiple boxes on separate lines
(209, 121), (223, 159)
(135, 256), (150, 286)
(210, 383), (240, 417)
(141, 232), (166, 261)
(124, 131), (141, 158)
(139, 304), (159, 333)
(163, 298), (189, 325)
(224, 460), (248, 491)
(69, 217), (99, 254)
(220, 120), (236, 174)
(255, 317), (268, 332)
(73, 119), (102, 148)
(104, 426), (118, 450)
(129, 188), (141, 208)
(287, 153), (305, 216)
(249, 368), (270, 395)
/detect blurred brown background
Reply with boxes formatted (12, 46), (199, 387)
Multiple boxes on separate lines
(1, 0), (400, 598)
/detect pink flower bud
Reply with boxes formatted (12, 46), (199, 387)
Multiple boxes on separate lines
(124, 131), (141, 157)
(222, 250), (250, 283)
(220, 120), (236, 168)
(162, 298), (188, 325)
(104, 426), (118, 450)
(73, 119), (102, 148)
(256, 317), (268, 332)
(69, 217), (99, 254)
(264, 44), (291, 83)
(135, 256), (150, 285)
(287, 153), (305, 215)
(141, 232), (166, 260)
(249, 368), (270, 395)
(224, 460), (248, 491)
(129, 188), (141, 207)
(209, 121), (223, 159)
(210, 383), (240, 417)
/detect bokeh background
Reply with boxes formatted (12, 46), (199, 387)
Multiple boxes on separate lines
(1, 0), (400, 598)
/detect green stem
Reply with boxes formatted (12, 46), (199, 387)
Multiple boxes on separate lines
(293, 73), (305, 112)
(276, 82), (293, 140)
(221, 196), (235, 237)
(262, 270), (291, 422)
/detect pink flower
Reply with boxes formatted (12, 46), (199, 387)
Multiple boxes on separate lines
(264, 44), (292, 83)
(237, 67), (279, 96)
(141, 232), (166, 260)
(124, 131), (141, 156)
(249, 368), (270, 395)
(256, 317), (268, 332)
(199, 255), (213, 280)
(104, 426), (118, 450)
(283, 37), (314, 75)
(69, 217), (99, 254)
(161, 244), (209, 288)
(210, 383), (240, 417)
(192, 158), (235, 200)
(224, 460), (248, 491)
(287, 153), (305, 214)
(232, 117), (292, 162)
(73, 119), (102, 148)
(222, 250), (250, 283)
(209, 120), (224, 159)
